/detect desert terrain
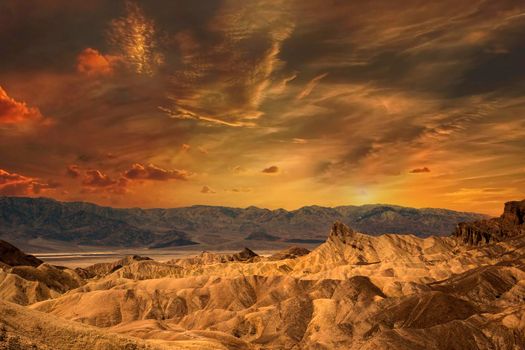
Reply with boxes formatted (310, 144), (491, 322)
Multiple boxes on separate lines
(0, 199), (524, 349)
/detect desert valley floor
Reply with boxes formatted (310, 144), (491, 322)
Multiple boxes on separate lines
(1, 201), (525, 349)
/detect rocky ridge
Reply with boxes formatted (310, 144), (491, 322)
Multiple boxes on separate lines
(454, 199), (525, 245)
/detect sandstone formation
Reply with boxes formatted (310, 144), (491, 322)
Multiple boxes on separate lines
(454, 199), (525, 245)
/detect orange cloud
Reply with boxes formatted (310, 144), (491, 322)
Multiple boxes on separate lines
(123, 163), (191, 181)
(0, 169), (29, 184)
(79, 169), (128, 195)
(0, 86), (43, 124)
(0, 169), (59, 195)
(262, 165), (279, 174)
(76, 48), (120, 76)
(82, 170), (117, 187)
(409, 167), (431, 173)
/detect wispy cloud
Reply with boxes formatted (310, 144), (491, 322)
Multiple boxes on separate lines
(297, 73), (328, 100)
(107, 1), (163, 75)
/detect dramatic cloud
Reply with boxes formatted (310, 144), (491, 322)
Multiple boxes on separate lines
(0, 169), (59, 196)
(82, 170), (117, 187)
(0, 86), (43, 124)
(410, 167), (431, 174)
(262, 166), (279, 174)
(1, 0), (525, 213)
(0, 169), (28, 184)
(123, 163), (190, 181)
(80, 169), (128, 195)
(76, 48), (119, 76)
(162, 0), (295, 126)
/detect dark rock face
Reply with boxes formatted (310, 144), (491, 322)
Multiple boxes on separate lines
(0, 240), (42, 267)
(328, 221), (355, 244)
(503, 200), (525, 225)
(454, 200), (525, 245)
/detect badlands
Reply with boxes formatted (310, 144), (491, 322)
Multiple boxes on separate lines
(1, 200), (525, 349)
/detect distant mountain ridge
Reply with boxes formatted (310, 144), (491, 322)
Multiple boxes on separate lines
(0, 196), (488, 250)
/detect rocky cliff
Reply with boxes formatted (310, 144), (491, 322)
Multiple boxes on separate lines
(454, 199), (525, 245)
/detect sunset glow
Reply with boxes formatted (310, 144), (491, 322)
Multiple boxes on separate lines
(1, 0), (524, 215)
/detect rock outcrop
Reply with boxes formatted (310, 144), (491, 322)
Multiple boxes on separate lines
(80, 255), (152, 278)
(328, 221), (355, 244)
(454, 199), (525, 245)
(169, 248), (259, 268)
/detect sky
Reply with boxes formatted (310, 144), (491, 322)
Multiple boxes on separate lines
(0, 0), (524, 215)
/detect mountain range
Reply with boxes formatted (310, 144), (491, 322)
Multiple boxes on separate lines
(0, 196), (488, 251)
